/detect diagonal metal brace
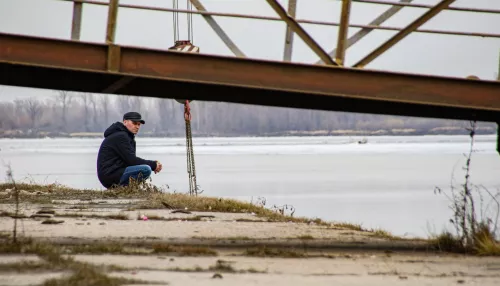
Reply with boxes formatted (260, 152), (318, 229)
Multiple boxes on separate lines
(353, 0), (455, 68)
(283, 0), (297, 61)
(190, 0), (246, 58)
(317, 0), (413, 65)
(266, 0), (338, 66)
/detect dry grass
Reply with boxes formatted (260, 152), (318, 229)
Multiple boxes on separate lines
(41, 263), (151, 286)
(0, 211), (13, 217)
(208, 260), (237, 273)
(475, 236), (500, 256)
(0, 182), (400, 240)
(0, 183), (96, 202)
(0, 210), (29, 218)
(135, 214), (206, 221)
(66, 243), (126, 255)
(0, 261), (60, 273)
(334, 222), (364, 232)
(168, 266), (205, 272)
(55, 213), (129, 220)
(235, 218), (266, 222)
(297, 235), (315, 240)
(0, 240), (64, 256)
(105, 214), (129, 220)
(429, 232), (465, 253)
(245, 246), (305, 258)
(226, 236), (252, 241)
(0, 239), (155, 285)
(430, 229), (500, 256)
(0, 183), (326, 224)
(0, 231), (11, 239)
(152, 243), (218, 256)
(369, 229), (401, 240)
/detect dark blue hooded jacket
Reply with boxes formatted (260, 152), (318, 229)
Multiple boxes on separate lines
(97, 122), (157, 188)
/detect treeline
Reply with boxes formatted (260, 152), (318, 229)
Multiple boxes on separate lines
(0, 91), (496, 137)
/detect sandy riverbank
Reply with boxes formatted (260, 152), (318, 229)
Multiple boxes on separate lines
(0, 184), (499, 285)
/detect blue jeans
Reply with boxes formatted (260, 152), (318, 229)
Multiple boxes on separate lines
(119, 165), (152, 186)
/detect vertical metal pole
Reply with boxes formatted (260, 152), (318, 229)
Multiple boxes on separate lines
(71, 2), (83, 40)
(497, 123), (500, 155)
(497, 49), (500, 80)
(336, 0), (351, 66)
(283, 0), (297, 62)
(106, 0), (119, 44)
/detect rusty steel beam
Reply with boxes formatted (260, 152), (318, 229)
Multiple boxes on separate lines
(190, 0), (246, 58)
(1, 33), (500, 122)
(317, 0), (412, 65)
(265, 0), (337, 66)
(335, 0), (352, 66)
(106, 0), (119, 44)
(283, 0), (297, 62)
(71, 1), (83, 40)
(106, 44), (120, 72)
(354, 0), (455, 68)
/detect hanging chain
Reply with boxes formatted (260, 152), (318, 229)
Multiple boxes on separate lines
(184, 100), (197, 196)
(172, 1), (198, 195)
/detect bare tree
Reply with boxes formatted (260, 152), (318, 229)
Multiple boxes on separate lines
(130, 96), (145, 115)
(23, 98), (44, 130)
(116, 95), (131, 115)
(156, 98), (175, 133)
(89, 94), (99, 131)
(100, 95), (110, 128)
(0, 102), (15, 130)
(12, 99), (26, 129)
(58, 91), (73, 132)
(80, 93), (91, 132)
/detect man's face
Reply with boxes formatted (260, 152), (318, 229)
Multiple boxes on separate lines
(123, 120), (141, 134)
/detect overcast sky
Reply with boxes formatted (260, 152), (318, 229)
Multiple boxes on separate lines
(0, 0), (499, 101)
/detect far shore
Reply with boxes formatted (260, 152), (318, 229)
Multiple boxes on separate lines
(0, 126), (496, 139)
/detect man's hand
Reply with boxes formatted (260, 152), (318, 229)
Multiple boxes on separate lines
(154, 161), (163, 173)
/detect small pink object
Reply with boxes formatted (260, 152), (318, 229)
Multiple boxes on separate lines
(141, 215), (148, 221)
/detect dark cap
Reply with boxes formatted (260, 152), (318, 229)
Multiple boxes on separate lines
(123, 112), (145, 124)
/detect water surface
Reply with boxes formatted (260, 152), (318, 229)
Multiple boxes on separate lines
(1, 135), (499, 237)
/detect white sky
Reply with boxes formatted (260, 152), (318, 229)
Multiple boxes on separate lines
(0, 0), (499, 101)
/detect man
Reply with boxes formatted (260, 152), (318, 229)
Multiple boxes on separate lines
(97, 112), (162, 188)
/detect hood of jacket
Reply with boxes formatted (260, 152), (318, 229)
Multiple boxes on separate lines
(104, 122), (134, 138)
